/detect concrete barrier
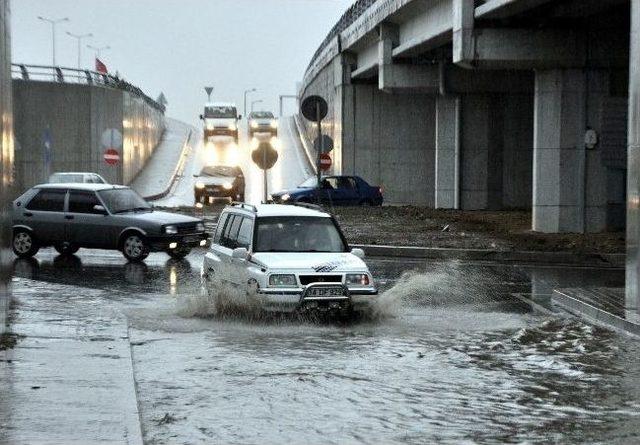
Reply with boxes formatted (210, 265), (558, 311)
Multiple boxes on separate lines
(12, 78), (164, 190)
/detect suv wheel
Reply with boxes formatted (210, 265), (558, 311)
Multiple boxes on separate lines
(54, 243), (79, 256)
(167, 247), (191, 260)
(13, 230), (40, 258)
(122, 233), (149, 262)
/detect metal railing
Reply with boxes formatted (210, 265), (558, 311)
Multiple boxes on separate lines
(11, 63), (166, 113)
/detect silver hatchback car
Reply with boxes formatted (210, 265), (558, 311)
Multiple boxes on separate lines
(11, 183), (209, 261)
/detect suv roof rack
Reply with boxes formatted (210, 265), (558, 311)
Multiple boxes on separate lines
(291, 202), (325, 212)
(230, 202), (257, 213)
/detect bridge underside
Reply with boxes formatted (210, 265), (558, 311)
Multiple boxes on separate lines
(301, 0), (630, 234)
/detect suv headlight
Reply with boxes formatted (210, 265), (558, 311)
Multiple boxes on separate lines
(165, 225), (178, 235)
(251, 121), (259, 129)
(269, 274), (297, 287)
(346, 273), (371, 286)
(271, 120), (278, 129)
(196, 222), (205, 232)
(228, 123), (237, 131)
(222, 182), (233, 190)
(195, 182), (205, 189)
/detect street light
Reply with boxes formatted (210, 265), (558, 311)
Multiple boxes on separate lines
(251, 99), (263, 113)
(244, 88), (257, 118)
(66, 31), (93, 70)
(37, 16), (69, 67)
(87, 44), (110, 59)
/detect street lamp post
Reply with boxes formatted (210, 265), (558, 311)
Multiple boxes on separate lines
(244, 88), (256, 118)
(251, 99), (263, 113)
(66, 31), (93, 70)
(37, 16), (69, 67)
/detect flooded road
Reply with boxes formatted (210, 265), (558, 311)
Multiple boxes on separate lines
(6, 250), (640, 444)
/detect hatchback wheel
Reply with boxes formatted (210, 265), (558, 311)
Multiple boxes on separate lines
(122, 234), (149, 262)
(12, 230), (40, 258)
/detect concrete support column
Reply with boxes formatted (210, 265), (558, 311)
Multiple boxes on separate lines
(435, 95), (460, 209)
(533, 69), (587, 233)
(626, 0), (640, 312)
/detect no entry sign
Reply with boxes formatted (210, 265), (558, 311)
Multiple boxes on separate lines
(104, 148), (120, 165)
(320, 153), (332, 171)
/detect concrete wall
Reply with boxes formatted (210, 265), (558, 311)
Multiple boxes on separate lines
(0, 0), (12, 335)
(13, 80), (163, 190)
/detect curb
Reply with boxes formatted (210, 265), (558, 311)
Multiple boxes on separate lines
(353, 244), (625, 267)
(144, 129), (193, 201)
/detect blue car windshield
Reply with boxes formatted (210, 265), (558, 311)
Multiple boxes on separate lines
(298, 177), (318, 188)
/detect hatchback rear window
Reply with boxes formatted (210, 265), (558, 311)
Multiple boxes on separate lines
(26, 189), (66, 212)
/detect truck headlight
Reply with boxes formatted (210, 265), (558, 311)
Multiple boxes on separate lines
(271, 120), (278, 129)
(196, 222), (205, 232)
(165, 225), (178, 235)
(269, 274), (296, 287)
(195, 182), (205, 189)
(223, 183), (232, 190)
(346, 273), (371, 286)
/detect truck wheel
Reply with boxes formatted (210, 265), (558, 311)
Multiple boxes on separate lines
(122, 233), (149, 262)
(167, 247), (191, 260)
(12, 230), (40, 258)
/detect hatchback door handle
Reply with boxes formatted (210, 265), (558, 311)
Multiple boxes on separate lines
(23, 212), (33, 217)
(65, 215), (74, 220)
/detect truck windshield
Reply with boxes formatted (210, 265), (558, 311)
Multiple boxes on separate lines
(200, 166), (239, 177)
(204, 106), (237, 118)
(98, 188), (152, 214)
(254, 216), (347, 253)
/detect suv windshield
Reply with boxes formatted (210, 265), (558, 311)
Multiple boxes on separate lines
(204, 106), (237, 118)
(200, 166), (238, 177)
(98, 188), (151, 214)
(251, 112), (274, 119)
(254, 216), (346, 253)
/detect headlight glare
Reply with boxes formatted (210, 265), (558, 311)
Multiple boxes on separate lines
(251, 121), (259, 129)
(223, 183), (233, 190)
(271, 120), (278, 129)
(196, 222), (205, 232)
(196, 182), (205, 189)
(269, 274), (297, 287)
(346, 273), (371, 286)
(165, 225), (178, 235)
(228, 123), (237, 131)
(281, 193), (290, 201)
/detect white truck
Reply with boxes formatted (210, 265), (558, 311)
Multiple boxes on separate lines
(199, 102), (241, 143)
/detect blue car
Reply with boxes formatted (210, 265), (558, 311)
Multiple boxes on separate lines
(271, 175), (383, 206)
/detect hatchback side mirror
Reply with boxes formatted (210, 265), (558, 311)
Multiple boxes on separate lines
(199, 114), (204, 120)
(232, 247), (249, 260)
(238, 115), (242, 120)
(351, 248), (365, 259)
(93, 205), (108, 215)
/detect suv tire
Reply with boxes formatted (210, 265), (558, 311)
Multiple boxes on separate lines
(12, 229), (40, 258)
(122, 233), (149, 262)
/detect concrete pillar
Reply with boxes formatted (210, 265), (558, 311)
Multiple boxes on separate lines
(626, 0), (640, 313)
(435, 95), (460, 209)
(459, 95), (503, 210)
(533, 69), (586, 233)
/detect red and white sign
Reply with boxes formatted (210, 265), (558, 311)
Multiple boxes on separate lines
(320, 153), (332, 171)
(103, 148), (120, 165)
(95, 58), (108, 74)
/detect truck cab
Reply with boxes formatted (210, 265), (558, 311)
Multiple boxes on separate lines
(200, 102), (241, 142)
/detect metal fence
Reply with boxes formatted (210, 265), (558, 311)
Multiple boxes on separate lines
(11, 63), (165, 113)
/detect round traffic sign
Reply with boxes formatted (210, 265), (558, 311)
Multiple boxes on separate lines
(313, 134), (334, 153)
(251, 142), (279, 170)
(301, 95), (328, 122)
(104, 148), (120, 166)
(319, 153), (332, 172)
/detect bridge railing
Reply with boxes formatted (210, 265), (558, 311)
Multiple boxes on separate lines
(11, 63), (165, 113)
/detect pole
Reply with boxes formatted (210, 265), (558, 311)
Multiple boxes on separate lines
(316, 103), (323, 189)
(51, 22), (56, 67)
(263, 147), (268, 203)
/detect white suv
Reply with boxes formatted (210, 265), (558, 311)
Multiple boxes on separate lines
(202, 203), (377, 315)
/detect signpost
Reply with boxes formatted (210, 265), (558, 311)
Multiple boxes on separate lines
(43, 127), (53, 182)
(251, 142), (279, 203)
(301, 95), (329, 190)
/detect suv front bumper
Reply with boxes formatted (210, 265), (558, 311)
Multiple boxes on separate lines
(256, 285), (378, 313)
(147, 232), (209, 251)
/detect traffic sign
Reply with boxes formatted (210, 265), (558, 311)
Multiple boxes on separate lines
(251, 142), (278, 170)
(313, 135), (334, 153)
(319, 153), (332, 171)
(104, 148), (120, 165)
(301, 95), (328, 121)
(205, 86), (214, 101)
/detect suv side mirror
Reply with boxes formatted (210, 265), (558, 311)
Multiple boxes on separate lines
(238, 115), (242, 120)
(351, 248), (365, 259)
(93, 205), (108, 215)
(232, 247), (249, 260)
(199, 114), (204, 120)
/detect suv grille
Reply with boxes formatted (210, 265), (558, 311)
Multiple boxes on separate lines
(177, 223), (198, 234)
(299, 275), (342, 285)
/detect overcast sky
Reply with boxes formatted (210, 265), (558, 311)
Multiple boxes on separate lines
(12, 0), (353, 125)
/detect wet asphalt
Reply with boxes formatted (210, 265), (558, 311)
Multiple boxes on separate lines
(5, 248), (640, 445)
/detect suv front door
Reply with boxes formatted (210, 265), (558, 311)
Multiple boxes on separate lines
(24, 188), (68, 245)
(67, 190), (113, 248)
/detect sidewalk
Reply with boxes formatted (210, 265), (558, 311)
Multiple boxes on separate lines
(0, 278), (143, 445)
(130, 117), (194, 199)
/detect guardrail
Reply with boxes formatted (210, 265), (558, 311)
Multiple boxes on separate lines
(11, 63), (165, 113)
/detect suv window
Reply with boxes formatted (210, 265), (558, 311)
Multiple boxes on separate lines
(214, 213), (229, 243)
(236, 217), (253, 249)
(26, 189), (66, 212)
(68, 191), (102, 214)
(224, 215), (243, 248)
